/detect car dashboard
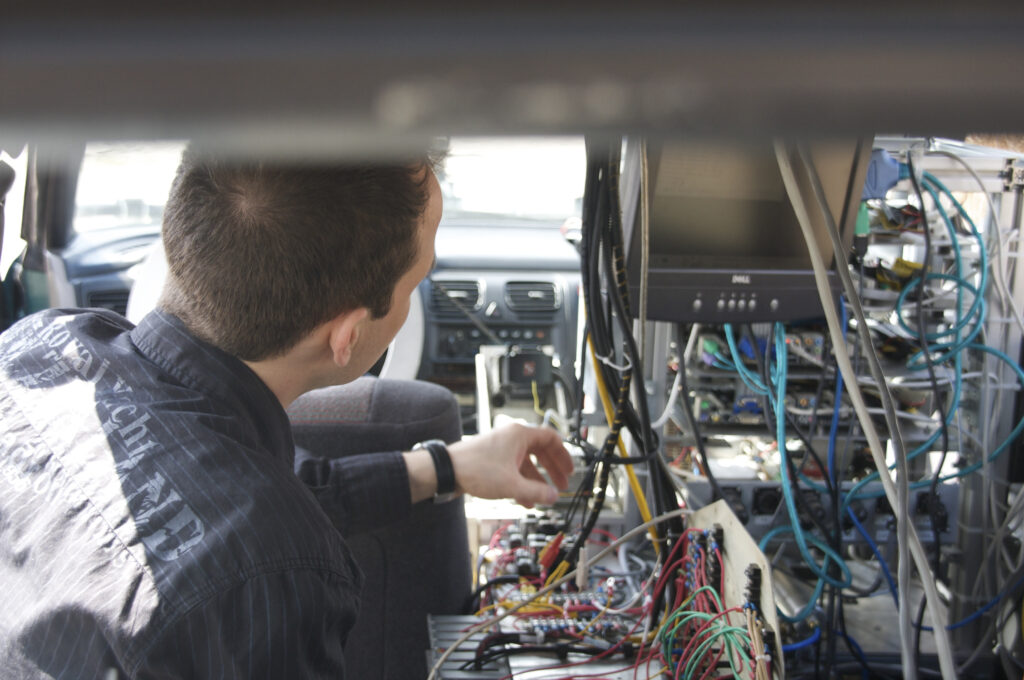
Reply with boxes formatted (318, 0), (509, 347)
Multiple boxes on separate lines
(38, 212), (584, 432)
(416, 221), (581, 419)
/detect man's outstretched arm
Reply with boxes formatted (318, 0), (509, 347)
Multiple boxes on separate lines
(403, 422), (573, 507)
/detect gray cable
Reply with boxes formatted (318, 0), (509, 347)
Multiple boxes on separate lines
(638, 139), (650, 365)
(776, 140), (956, 679)
(794, 141), (916, 679)
(651, 323), (697, 429)
(928, 149), (1024, 339)
(930, 148), (1023, 603)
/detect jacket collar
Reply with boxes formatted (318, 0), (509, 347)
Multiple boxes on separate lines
(129, 310), (295, 462)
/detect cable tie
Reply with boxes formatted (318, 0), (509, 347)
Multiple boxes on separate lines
(593, 352), (632, 372)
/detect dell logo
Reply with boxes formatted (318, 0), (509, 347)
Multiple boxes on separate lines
(731, 274), (751, 284)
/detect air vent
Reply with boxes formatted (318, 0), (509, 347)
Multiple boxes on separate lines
(86, 290), (130, 316)
(431, 280), (481, 316)
(505, 281), (559, 314)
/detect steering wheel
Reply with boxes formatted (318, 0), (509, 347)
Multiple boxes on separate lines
(125, 240), (424, 381)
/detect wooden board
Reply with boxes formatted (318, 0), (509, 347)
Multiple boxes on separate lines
(690, 499), (785, 678)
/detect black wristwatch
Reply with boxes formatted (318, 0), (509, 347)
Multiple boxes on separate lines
(413, 439), (459, 503)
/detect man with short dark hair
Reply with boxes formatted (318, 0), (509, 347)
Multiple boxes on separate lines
(0, 148), (573, 678)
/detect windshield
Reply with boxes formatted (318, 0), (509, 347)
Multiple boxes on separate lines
(72, 137), (585, 233)
(73, 142), (185, 233)
(440, 137), (585, 225)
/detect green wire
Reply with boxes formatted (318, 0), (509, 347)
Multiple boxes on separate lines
(682, 626), (751, 679)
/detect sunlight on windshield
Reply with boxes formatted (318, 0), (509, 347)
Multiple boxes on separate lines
(442, 137), (585, 223)
(73, 142), (185, 233)
(72, 137), (586, 233)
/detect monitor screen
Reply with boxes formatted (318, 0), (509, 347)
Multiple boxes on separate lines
(622, 138), (869, 323)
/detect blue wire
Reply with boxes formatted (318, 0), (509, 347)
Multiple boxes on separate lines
(781, 626), (821, 653)
(827, 299), (847, 490)
(772, 323), (852, 589)
(833, 629), (871, 680)
(757, 525), (827, 623)
(947, 572), (1024, 630)
(849, 342), (1024, 499)
(838, 347), (1024, 634)
(846, 530), (1024, 632)
(916, 571), (1024, 633)
(722, 324), (770, 396)
(895, 172), (987, 366)
(896, 277), (985, 369)
(840, 167), (985, 503)
(926, 343), (1024, 482)
(713, 351), (735, 368)
(845, 506), (899, 607)
(895, 180), (968, 341)
(840, 351), (963, 504)
(799, 313), (966, 502)
(923, 171), (989, 299)
(778, 182), (1022, 638)
(840, 256), (972, 504)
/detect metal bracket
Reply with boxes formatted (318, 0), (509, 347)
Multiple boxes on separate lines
(1009, 161), (1024, 189)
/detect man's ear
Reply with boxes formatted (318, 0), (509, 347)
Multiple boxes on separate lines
(326, 308), (370, 367)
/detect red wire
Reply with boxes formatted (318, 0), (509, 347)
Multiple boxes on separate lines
(490, 521), (514, 549)
(589, 528), (619, 543)
(495, 599), (653, 680)
(651, 532), (692, 604)
(676, 607), (744, 666)
(695, 643), (727, 680)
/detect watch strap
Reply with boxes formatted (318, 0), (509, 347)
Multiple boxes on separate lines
(414, 439), (458, 503)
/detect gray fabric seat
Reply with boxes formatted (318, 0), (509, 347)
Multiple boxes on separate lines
(288, 376), (470, 680)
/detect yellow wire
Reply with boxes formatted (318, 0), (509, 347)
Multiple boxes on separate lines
(578, 595), (612, 634)
(501, 600), (564, 616)
(531, 379), (565, 430)
(479, 599), (567, 617)
(587, 338), (660, 554)
(475, 602), (500, 617)
(544, 560), (570, 588)
(531, 380), (545, 416)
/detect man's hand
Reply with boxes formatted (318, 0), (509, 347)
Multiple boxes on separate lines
(448, 423), (573, 508)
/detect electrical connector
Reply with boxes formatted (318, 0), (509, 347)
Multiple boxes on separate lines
(862, 148), (900, 199)
(537, 532), (564, 572)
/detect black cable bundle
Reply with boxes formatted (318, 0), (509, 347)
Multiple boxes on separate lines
(567, 137), (683, 569)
